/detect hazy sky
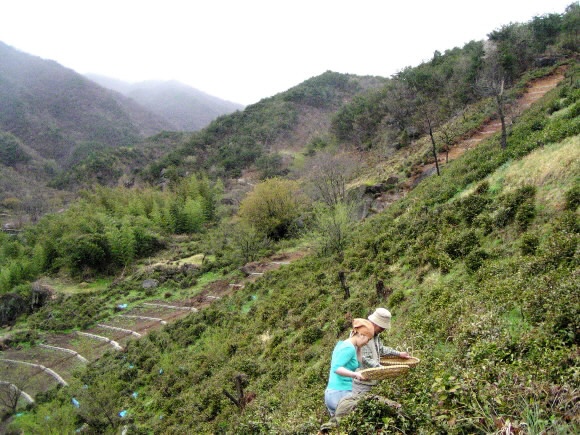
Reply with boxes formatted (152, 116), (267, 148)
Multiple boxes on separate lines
(0, 0), (573, 105)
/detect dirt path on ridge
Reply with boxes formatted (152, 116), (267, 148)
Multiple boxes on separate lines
(412, 67), (567, 184)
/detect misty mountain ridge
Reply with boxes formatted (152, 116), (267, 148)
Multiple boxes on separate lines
(0, 41), (174, 163)
(85, 74), (245, 131)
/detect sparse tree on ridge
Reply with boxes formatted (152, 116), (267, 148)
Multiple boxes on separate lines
(476, 41), (511, 149)
(304, 151), (360, 207)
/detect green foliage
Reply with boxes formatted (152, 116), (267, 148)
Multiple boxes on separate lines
(8, 399), (78, 434)
(208, 220), (273, 267)
(0, 291), (29, 325)
(150, 98), (298, 179)
(69, 372), (127, 432)
(564, 183), (580, 210)
(444, 229), (479, 259)
(519, 232), (540, 255)
(5, 10), (580, 434)
(16, 174), (221, 280)
(464, 248), (489, 273)
(311, 202), (355, 257)
(238, 178), (307, 240)
(0, 131), (31, 167)
(283, 71), (358, 108)
(493, 185), (537, 229)
(331, 87), (391, 148)
(255, 153), (287, 179)
(28, 292), (104, 330)
(459, 189), (491, 225)
(530, 13), (564, 51)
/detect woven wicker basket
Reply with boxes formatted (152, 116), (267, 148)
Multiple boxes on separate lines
(360, 364), (409, 381)
(380, 356), (420, 367)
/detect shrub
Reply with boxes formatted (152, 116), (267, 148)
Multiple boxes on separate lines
(459, 193), (490, 224)
(237, 178), (307, 240)
(340, 395), (409, 433)
(301, 326), (324, 345)
(564, 184), (580, 211)
(444, 230), (479, 259)
(494, 185), (537, 228)
(515, 199), (537, 231)
(423, 247), (454, 274)
(520, 233), (540, 255)
(465, 248), (489, 273)
(0, 292), (29, 325)
(388, 289), (406, 307)
(0, 132), (31, 167)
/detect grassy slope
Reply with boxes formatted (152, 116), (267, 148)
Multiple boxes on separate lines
(5, 61), (578, 433)
(9, 68), (576, 434)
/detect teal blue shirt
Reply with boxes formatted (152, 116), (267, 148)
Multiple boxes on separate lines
(327, 340), (359, 390)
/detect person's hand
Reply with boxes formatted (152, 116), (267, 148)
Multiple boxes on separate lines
(354, 372), (366, 381)
(399, 352), (411, 358)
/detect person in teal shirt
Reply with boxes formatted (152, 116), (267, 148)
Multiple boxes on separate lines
(324, 318), (374, 416)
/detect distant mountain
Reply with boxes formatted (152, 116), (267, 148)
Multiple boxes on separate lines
(86, 75), (245, 131)
(146, 71), (388, 181)
(0, 41), (174, 164)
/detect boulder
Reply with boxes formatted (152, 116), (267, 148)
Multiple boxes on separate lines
(142, 279), (159, 289)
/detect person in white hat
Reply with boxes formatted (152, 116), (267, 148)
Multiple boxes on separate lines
(351, 307), (410, 394)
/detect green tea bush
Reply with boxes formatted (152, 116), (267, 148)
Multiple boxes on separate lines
(459, 193), (491, 225)
(519, 232), (540, 255)
(339, 395), (410, 434)
(388, 289), (406, 307)
(423, 247), (453, 274)
(493, 185), (537, 229)
(465, 248), (489, 273)
(301, 326), (325, 344)
(515, 199), (537, 231)
(444, 229), (479, 259)
(564, 183), (580, 210)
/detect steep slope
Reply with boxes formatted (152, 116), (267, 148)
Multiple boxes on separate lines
(147, 71), (387, 181)
(2, 64), (576, 434)
(0, 42), (173, 164)
(87, 76), (244, 131)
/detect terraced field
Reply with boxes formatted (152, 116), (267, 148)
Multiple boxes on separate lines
(0, 252), (304, 411)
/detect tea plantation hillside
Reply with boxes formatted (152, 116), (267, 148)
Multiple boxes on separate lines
(1, 5), (579, 433)
(5, 60), (578, 434)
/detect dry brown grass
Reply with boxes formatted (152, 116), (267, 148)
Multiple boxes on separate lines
(496, 136), (580, 209)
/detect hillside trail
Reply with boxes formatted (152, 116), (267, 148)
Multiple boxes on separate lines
(409, 67), (566, 186)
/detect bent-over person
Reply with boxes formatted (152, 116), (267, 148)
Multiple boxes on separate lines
(351, 307), (410, 395)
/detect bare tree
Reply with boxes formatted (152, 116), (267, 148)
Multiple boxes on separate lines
(338, 271), (350, 299)
(476, 41), (511, 149)
(312, 202), (355, 258)
(0, 375), (34, 414)
(413, 95), (446, 176)
(223, 373), (255, 413)
(304, 151), (360, 207)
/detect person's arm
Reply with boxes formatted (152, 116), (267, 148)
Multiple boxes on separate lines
(335, 366), (365, 381)
(360, 343), (381, 368)
(378, 339), (410, 358)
